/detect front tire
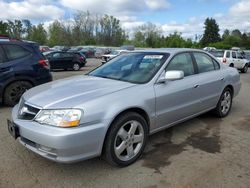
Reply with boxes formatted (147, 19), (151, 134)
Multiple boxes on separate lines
(4, 81), (32, 106)
(214, 87), (233, 118)
(103, 112), (148, 167)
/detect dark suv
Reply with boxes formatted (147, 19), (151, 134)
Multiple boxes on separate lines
(0, 37), (52, 106)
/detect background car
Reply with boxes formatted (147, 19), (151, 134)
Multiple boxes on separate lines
(0, 36), (52, 106)
(39, 46), (51, 53)
(101, 50), (129, 63)
(44, 51), (86, 71)
(95, 47), (110, 58)
(243, 51), (250, 67)
(209, 50), (248, 73)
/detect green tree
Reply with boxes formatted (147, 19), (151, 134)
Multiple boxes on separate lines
(0, 21), (8, 35)
(200, 18), (221, 46)
(231, 29), (242, 38)
(222, 29), (230, 40)
(98, 15), (125, 46)
(22, 19), (32, 39)
(165, 32), (186, 47)
(29, 24), (47, 45)
(132, 22), (161, 48)
(7, 20), (24, 39)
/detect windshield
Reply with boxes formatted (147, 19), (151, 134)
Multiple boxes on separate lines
(111, 50), (120, 55)
(89, 52), (169, 84)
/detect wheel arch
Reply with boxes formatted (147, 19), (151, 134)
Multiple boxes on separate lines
(101, 107), (150, 154)
(224, 84), (234, 97)
(2, 79), (35, 103)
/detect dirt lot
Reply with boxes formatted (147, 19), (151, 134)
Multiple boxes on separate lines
(0, 58), (250, 188)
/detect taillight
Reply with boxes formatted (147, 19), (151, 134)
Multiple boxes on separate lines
(39, 59), (50, 69)
(223, 58), (227, 63)
(80, 56), (84, 61)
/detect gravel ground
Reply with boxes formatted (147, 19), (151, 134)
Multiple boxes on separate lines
(0, 58), (250, 188)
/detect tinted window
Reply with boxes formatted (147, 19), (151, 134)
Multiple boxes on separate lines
(0, 47), (5, 63)
(166, 53), (194, 76)
(3, 44), (31, 60)
(232, 52), (236, 59)
(226, 51), (230, 58)
(194, 53), (215, 73)
(52, 53), (61, 58)
(62, 53), (74, 58)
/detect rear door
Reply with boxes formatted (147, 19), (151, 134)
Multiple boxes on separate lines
(192, 52), (224, 110)
(61, 53), (74, 68)
(232, 51), (237, 67)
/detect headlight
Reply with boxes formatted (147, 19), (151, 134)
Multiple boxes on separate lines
(35, 109), (82, 128)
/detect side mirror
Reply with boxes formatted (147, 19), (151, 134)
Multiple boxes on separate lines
(165, 71), (184, 81)
(157, 70), (184, 83)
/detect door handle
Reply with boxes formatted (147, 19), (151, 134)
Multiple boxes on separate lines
(220, 78), (225, 81)
(194, 84), (199, 88)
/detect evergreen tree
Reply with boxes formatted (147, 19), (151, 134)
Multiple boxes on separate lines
(200, 18), (221, 46)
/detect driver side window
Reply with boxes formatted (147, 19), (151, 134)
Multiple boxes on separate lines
(166, 53), (194, 77)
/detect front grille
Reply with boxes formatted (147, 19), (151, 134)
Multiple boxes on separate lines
(18, 100), (40, 120)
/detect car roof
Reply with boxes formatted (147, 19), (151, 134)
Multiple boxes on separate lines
(131, 48), (205, 54)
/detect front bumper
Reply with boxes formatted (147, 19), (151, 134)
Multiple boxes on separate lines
(10, 105), (109, 163)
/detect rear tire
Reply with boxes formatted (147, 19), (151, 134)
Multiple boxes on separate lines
(72, 63), (80, 71)
(241, 65), (248, 73)
(214, 87), (233, 118)
(103, 112), (148, 167)
(4, 81), (32, 106)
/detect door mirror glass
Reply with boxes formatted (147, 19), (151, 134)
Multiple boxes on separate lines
(165, 71), (184, 81)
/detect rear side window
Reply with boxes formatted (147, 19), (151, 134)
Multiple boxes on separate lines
(3, 44), (31, 61)
(226, 51), (230, 58)
(0, 47), (6, 64)
(213, 60), (220, 70)
(232, 52), (236, 59)
(193, 52), (215, 73)
(62, 53), (74, 58)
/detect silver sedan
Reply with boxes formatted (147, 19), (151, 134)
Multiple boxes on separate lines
(8, 49), (241, 166)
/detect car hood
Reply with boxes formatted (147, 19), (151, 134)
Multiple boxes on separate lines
(22, 75), (135, 109)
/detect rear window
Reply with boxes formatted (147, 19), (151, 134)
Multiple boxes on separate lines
(210, 51), (224, 58)
(3, 44), (31, 61)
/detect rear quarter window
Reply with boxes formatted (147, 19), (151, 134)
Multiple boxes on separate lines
(3, 44), (31, 61)
(193, 52), (215, 73)
(0, 46), (6, 63)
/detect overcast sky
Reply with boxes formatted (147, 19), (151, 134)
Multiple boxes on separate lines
(0, 0), (250, 38)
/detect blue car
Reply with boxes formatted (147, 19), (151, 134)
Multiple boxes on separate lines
(0, 36), (52, 106)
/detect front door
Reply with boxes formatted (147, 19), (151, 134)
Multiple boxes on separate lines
(154, 52), (202, 129)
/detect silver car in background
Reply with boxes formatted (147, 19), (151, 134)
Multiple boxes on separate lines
(8, 49), (241, 166)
